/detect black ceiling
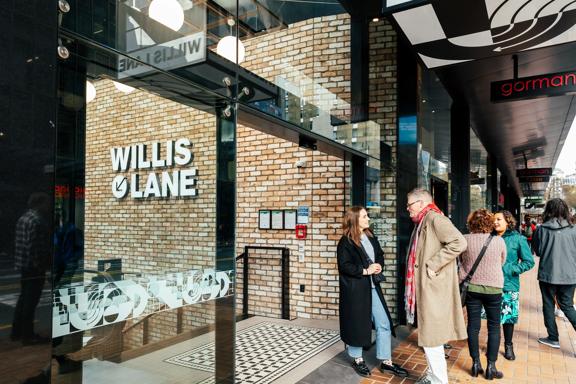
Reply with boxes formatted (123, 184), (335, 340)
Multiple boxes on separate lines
(436, 39), (576, 197)
(386, 0), (576, 196)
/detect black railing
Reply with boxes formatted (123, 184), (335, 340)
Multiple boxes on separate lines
(236, 246), (290, 320)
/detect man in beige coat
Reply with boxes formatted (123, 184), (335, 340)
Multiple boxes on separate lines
(405, 189), (467, 384)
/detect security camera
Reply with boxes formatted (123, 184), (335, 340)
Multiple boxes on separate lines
(295, 160), (306, 168)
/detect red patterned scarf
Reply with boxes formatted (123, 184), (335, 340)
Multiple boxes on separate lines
(405, 203), (443, 324)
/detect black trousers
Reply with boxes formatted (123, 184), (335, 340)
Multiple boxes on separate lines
(465, 291), (502, 361)
(11, 269), (46, 339)
(539, 281), (576, 341)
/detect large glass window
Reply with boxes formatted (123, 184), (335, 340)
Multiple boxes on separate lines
(52, 34), (235, 382)
(417, 69), (451, 214)
(470, 128), (488, 211)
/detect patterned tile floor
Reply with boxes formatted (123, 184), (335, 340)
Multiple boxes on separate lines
(165, 321), (341, 384)
(359, 258), (576, 384)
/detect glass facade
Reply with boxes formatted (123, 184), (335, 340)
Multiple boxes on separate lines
(2, 1), (520, 382)
(470, 128), (488, 212)
(417, 69), (451, 214)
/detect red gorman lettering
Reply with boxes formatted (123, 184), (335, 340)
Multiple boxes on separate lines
(497, 72), (576, 98)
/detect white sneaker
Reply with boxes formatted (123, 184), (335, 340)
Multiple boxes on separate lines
(555, 308), (565, 318)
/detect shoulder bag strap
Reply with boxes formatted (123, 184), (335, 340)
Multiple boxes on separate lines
(462, 235), (494, 283)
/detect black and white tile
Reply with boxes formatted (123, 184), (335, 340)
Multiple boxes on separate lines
(392, 0), (576, 68)
(165, 322), (340, 384)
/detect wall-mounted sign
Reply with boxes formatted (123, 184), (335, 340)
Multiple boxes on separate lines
(271, 210), (284, 229)
(110, 138), (198, 199)
(284, 210), (297, 230)
(297, 206), (309, 224)
(519, 176), (550, 183)
(259, 209), (297, 230)
(491, 71), (576, 102)
(516, 168), (553, 177)
(258, 210), (271, 229)
(524, 190), (546, 197)
(118, 32), (206, 79)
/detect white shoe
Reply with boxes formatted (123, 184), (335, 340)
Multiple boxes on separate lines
(555, 308), (565, 318)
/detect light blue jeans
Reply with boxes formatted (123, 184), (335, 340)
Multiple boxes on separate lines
(347, 288), (391, 360)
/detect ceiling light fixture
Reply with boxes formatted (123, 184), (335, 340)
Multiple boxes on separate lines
(216, 17), (245, 64)
(148, 0), (185, 32)
(113, 81), (136, 94)
(86, 81), (96, 103)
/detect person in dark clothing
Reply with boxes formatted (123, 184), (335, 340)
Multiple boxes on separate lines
(337, 206), (408, 378)
(11, 192), (51, 344)
(532, 198), (576, 349)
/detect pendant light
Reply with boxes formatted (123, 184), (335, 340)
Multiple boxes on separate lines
(148, 0), (185, 32)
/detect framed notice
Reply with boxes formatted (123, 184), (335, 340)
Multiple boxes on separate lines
(271, 210), (284, 229)
(284, 210), (297, 229)
(259, 210), (271, 229)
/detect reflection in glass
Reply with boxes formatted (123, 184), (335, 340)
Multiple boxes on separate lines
(418, 68), (451, 214)
(470, 128), (488, 211)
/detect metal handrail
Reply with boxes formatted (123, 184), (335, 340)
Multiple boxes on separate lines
(236, 246), (290, 320)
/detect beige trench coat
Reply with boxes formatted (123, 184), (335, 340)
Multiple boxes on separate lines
(413, 211), (468, 347)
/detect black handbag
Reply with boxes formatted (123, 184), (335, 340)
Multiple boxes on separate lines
(372, 271), (386, 284)
(459, 235), (494, 306)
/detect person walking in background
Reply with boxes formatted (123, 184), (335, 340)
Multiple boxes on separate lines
(337, 206), (408, 378)
(532, 198), (576, 348)
(460, 209), (506, 380)
(11, 193), (51, 344)
(493, 211), (534, 361)
(405, 189), (467, 384)
(521, 216), (536, 246)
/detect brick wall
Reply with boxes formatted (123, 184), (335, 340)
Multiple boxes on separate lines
(83, 16), (399, 353)
(85, 80), (219, 349)
(236, 17), (399, 321)
(235, 127), (345, 320)
(369, 20), (398, 318)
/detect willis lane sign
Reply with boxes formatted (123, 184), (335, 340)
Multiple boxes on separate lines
(491, 71), (576, 102)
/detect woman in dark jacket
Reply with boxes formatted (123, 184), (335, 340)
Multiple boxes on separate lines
(337, 206), (407, 378)
(532, 198), (576, 349)
(493, 211), (534, 360)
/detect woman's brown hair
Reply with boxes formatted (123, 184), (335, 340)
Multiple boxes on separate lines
(496, 210), (516, 231)
(343, 206), (372, 246)
(467, 208), (494, 234)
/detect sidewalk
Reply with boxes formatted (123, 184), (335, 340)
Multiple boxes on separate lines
(362, 259), (576, 384)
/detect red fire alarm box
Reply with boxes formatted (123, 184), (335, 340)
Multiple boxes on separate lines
(295, 224), (307, 239)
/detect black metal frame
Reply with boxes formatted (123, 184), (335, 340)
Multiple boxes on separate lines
(238, 246), (290, 320)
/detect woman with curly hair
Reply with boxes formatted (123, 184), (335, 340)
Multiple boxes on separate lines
(493, 210), (534, 360)
(459, 209), (506, 379)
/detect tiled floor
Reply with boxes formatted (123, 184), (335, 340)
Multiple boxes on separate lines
(165, 321), (341, 384)
(358, 259), (576, 384)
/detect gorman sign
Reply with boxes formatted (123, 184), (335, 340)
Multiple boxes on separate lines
(491, 71), (576, 102)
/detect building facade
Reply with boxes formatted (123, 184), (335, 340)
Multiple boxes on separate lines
(0, 1), (511, 383)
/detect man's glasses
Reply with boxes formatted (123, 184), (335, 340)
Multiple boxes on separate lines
(406, 200), (421, 209)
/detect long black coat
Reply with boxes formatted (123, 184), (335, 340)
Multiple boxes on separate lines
(337, 234), (395, 347)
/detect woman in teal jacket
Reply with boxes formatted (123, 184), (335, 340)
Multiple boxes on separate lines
(494, 210), (535, 360)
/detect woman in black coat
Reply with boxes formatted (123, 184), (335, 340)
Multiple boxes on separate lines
(337, 206), (407, 378)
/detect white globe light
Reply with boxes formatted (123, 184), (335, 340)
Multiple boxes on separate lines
(216, 36), (245, 64)
(86, 81), (96, 103)
(113, 81), (136, 94)
(148, 0), (185, 32)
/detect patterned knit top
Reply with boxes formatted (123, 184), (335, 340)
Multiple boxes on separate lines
(459, 233), (506, 288)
